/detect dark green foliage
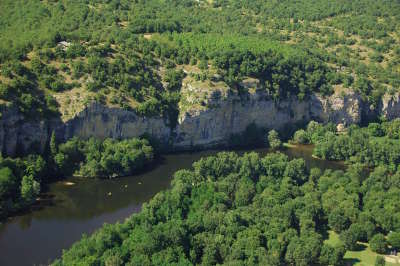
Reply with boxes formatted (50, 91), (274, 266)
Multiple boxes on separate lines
(375, 256), (386, 266)
(0, 137), (155, 220)
(292, 129), (309, 144)
(0, 167), (16, 200)
(388, 232), (400, 250)
(164, 69), (185, 91)
(328, 208), (351, 233)
(368, 123), (384, 137)
(152, 33), (333, 98)
(0, 71), (59, 118)
(50, 131), (57, 157)
(340, 228), (359, 251)
(20, 175), (40, 205)
(319, 244), (345, 266)
(0, 155), (45, 219)
(65, 43), (86, 59)
(383, 119), (400, 139)
(298, 119), (400, 170)
(370, 234), (387, 254)
(267, 130), (282, 150)
(55, 137), (154, 178)
(291, 121), (336, 145)
(298, 121), (400, 236)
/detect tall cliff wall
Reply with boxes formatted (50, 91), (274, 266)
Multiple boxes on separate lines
(174, 91), (363, 147)
(1, 89), (399, 156)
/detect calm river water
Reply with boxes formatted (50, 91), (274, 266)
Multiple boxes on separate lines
(0, 145), (344, 266)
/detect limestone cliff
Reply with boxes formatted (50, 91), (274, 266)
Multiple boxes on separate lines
(62, 103), (171, 142)
(0, 107), (50, 156)
(1, 85), (399, 156)
(381, 93), (400, 120)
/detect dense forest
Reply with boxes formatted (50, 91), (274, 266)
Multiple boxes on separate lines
(1, 0), (399, 125)
(0, 137), (154, 219)
(53, 120), (400, 265)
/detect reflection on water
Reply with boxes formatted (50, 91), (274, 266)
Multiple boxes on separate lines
(0, 145), (344, 266)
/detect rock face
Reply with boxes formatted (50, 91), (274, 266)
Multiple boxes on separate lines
(174, 91), (363, 148)
(0, 107), (50, 156)
(62, 103), (171, 142)
(1, 89), (399, 156)
(381, 93), (400, 120)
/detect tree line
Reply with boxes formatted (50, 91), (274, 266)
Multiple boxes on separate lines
(0, 136), (154, 220)
(292, 119), (400, 170)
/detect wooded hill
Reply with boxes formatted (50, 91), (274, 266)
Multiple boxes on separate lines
(1, 0), (399, 126)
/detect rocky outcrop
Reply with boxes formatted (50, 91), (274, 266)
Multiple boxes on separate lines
(310, 92), (363, 126)
(381, 93), (400, 120)
(1, 89), (399, 156)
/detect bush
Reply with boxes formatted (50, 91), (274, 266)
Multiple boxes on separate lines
(388, 232), (400, 250)
(319, 244), (345, 266)
(370, 234), (387, 254)
(268, 130), (282, 149)
(328, 208), (350, 233)
(164, 69), (185, 91)
(293, 129), (309, 144)
(71, 60), (86, 79)
(340, 229), (358, 251)
(0, 83), (11, 99)
(368, 123), (384, 137)
(375, 256), (385, 266)
(20, 175), (40, 205)
(66, 43), (86, 58)
(0, 167), (16, 200)
(86, 81), (102, 92)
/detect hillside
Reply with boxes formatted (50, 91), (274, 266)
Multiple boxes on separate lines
(1, 0), (399, 124)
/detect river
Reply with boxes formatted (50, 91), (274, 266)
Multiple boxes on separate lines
(0, 145), (344, 266)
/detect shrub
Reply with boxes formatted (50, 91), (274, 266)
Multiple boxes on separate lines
(268, 130), (282, 149)
(388, 232), (400, 250)
(370, 234), (387, 254)
(86, 81), (102, 92)
(340, 228), (358, 250)
(319, 244), (345, 266)
(293, 129), (309, 144)
(375, 256), (385, 266)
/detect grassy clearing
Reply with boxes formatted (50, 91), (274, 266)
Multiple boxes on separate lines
(325, 231), (400, 266)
